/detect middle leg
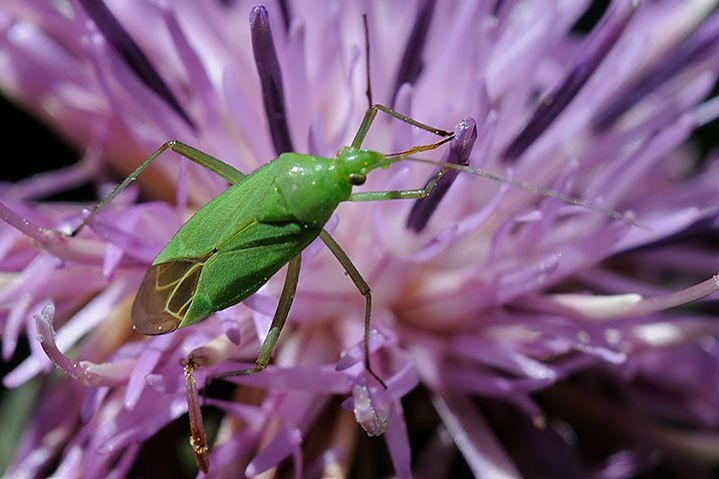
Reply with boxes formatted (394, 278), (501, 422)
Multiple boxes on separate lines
(319, 230), (387, 388)
(217, 254), (302, 378)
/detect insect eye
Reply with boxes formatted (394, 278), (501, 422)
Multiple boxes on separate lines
(348, 173), (366, 185)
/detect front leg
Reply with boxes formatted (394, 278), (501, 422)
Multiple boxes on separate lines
(348, 167), (448, 202)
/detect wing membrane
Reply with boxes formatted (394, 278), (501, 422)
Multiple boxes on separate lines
(132, 255), (209, 335)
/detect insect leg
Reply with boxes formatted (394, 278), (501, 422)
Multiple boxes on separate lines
(348, 139), (452, 203)
(182, 357), (210, 474)
(318, 230), (387, 389)
(348, 171), (446, 202)
(354, 13), (449, 148)
(351, 103), (452, 149)
(70, 141), (246, 237)
(219, 255), (302, 378)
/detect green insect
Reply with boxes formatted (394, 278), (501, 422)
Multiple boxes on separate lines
(67, 102), (455, 385)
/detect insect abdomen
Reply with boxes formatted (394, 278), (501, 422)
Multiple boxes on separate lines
(132, 220), (317, 333)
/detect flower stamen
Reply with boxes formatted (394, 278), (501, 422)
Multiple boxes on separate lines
(77, 0), (193, 126)
(391, 0), (437, 105)
(502, 1), (638, 161)
(406, 117), (478, 232)
(250, 5), (294, 155)
(593, 11), (719, 131)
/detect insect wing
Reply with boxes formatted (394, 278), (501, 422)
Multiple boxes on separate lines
(132, 256), (208, 334)
(153, 168), (272, 264)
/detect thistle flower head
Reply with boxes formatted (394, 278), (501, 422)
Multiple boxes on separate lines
(1, 1), (718, 478)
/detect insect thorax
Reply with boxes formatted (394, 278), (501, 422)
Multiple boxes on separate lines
(273, 152), (354, 227)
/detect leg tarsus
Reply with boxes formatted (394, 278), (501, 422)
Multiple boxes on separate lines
(218, 363), (268, 379)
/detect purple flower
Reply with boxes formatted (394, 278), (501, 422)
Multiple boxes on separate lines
(1, 1), (718, 478)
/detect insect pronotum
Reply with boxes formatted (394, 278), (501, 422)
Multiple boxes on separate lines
(7, 9), (641, 475)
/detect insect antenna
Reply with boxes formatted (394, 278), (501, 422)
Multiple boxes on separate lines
(362, 11), (373, 107)
(384, 135), (456, 159)
(405, 156), (647, 229)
